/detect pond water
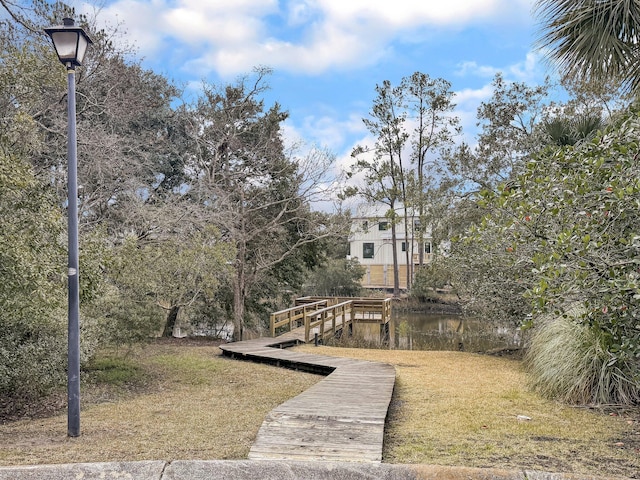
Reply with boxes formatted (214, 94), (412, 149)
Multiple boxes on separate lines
(332, 311), (522, 353)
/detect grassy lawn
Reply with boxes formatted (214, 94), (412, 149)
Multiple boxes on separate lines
(1, 339), (638, 478)
(297, 345), (640, 478)
(0, 340), (320, 465)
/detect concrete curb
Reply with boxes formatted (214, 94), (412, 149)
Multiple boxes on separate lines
(0, 460), (166, 479)
(0, 460), (624, 480)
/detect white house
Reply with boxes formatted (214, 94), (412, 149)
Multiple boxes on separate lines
(348, 203), (433, 290)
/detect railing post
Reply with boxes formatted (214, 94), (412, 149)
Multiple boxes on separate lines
(349, 301), (354, 336)
(305, 313), (310, 343)
(270, 313), (276, 337)
(303, 305), (308, 329)
(331, 306), (339, 337)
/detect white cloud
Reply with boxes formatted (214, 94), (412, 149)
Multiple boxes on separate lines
(89, 0), (534, 78)
(316, 0), (530, 27)
(188, 26), (382, 77)
(455, 84), (494, 106)
(455, 61), (499, 79)
(453, 84), (493, 141)
(162, 9), (265, 46)
(507, 51), (546, 82)
(454, 83), (493, 144)
(293, 112), (365, 151)
(456, 50), (547, 86)
(285, 0), (317, 25)
(88, 0), (168, 55)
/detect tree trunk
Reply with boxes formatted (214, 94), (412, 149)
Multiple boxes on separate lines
(233, 278), (245, 341)
(162, 305), (180, 337)
(232, 246), (246, 341)
(402, 207), (412, 290)
(391, 220), (400, 297)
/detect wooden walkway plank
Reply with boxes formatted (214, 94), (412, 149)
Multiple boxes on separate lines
(219, 335), (396, 463)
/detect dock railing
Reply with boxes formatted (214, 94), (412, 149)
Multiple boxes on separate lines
(303, 300), (353, 343)
(269, 299), (328, 337)
(351, 298), (392, 322)
(297, 297), (392, 322)
(270, 297), (393, 343)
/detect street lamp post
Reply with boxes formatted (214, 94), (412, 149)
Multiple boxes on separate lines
(44, 17), (92, 438)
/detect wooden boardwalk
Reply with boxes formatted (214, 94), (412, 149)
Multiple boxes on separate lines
(219, 336), (396, 462)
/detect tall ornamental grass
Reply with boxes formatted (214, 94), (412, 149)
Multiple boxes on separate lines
(525, 316), (640, 405)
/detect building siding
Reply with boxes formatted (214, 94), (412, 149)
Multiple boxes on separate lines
(349, 205), (433, 290)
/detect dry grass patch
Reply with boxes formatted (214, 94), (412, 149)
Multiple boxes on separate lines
(0, 342), (320, 466)
(296, 345), (640, 478)
(2, 340), (639, 478)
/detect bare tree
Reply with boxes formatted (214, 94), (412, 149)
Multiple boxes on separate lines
(184, 69), (341, 340)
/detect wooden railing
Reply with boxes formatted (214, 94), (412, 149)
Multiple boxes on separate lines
(271, 297), (393, 343)
(303, 300), (353, 343)
(269, 299), (328, 337)
(351, 298), (392, 323)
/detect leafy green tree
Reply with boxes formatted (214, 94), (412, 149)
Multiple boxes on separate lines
(448, 78), (615, 327)
(0, 2), (59, 162)
(538, 78), (629, 148)
(103, 226), (234, 342)
(304, 258), (365, 297)
(448, 73), (551, 194)
(458, 106), (640, 404)
(516, 110), (640, 347)
(0, 151), (67, 403)
(350, 74), (460, 291)
(440, 74), (553, 264)
(403, 72), (460, 265)
(0, 2), (339, 355)
(0, 2), (120, 407)
(0, 0), (186, 243)
(297, 211), (357, 299)
(448, 192), (539, 327)
(37, 36), (184, 239)
(409, 261), (455, 302)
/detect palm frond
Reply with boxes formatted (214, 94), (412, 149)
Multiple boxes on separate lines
(534, 0), (640, 96)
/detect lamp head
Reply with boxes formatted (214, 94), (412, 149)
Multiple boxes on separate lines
(44, 18), (93, 69)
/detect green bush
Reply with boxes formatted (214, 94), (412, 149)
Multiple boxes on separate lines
(410, 261), (454, 302)
(455, 106), (640, 405)
(0, 327), (67, 403)
(303, 258), (365, 297)
(0, 153), (68, 403)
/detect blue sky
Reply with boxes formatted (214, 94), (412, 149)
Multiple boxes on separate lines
(80, 0), (550, 206)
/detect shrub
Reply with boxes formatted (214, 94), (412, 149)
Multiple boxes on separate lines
(0, 153), (68, 403)
(456, 106), (640, 405)
(525, 314), (640, 405)
(410, 260), (455, 302)
(303, 258), (365, 297)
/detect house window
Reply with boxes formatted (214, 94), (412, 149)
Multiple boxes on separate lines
(378, 221), (389, 231)
(362, 221), (369, 232)
(363, 242), (375, 259)
(425, 242), (432, 254)
(413, 219), (421, 232)
(401, 242), (407, 252)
